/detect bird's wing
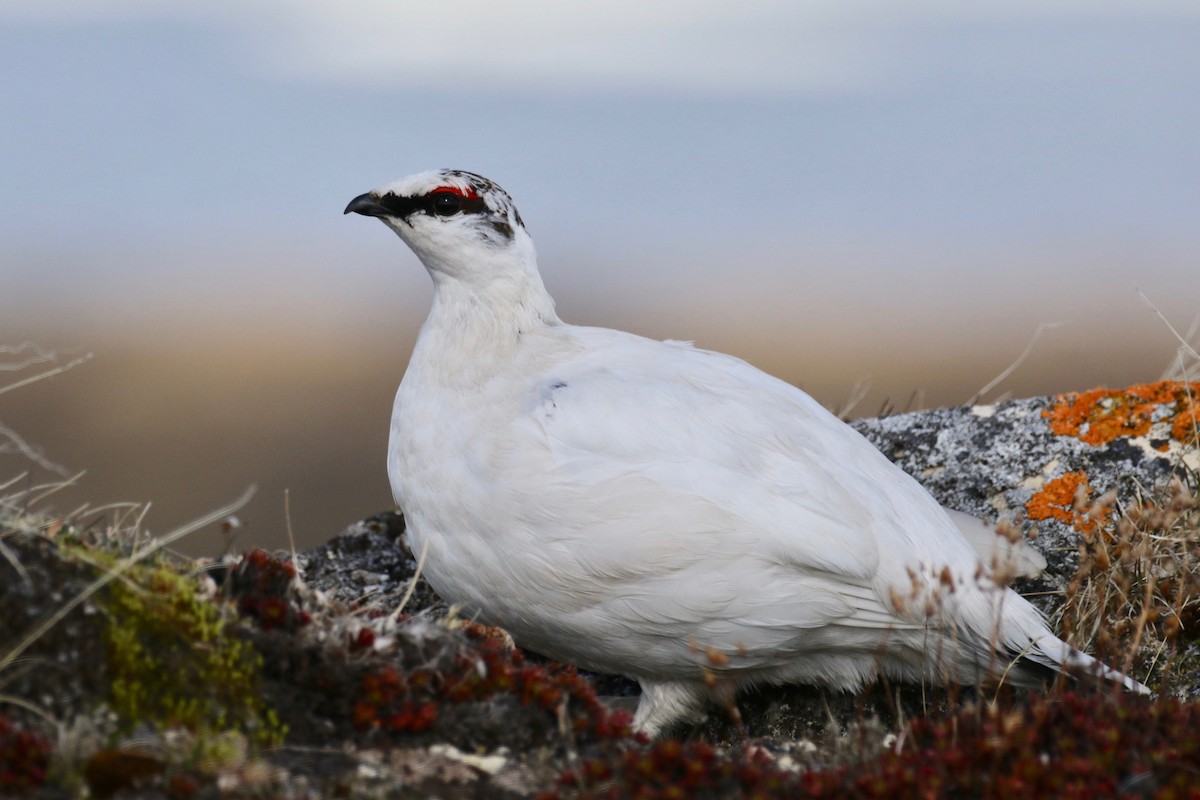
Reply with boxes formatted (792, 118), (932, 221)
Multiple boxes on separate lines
(502, 332), (966, 646)
(525, 337), (884, 579)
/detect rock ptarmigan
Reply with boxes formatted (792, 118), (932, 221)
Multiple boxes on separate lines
(344, 169), (1148, 736)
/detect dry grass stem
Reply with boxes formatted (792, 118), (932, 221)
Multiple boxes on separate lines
(394, 538), (430, 618)
(0, 351), (93, 398)
(1055, 472), (1200, 685)
(969, 321), (1065, 406)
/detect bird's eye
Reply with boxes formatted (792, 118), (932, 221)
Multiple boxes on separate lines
(431, 192), (462, 216)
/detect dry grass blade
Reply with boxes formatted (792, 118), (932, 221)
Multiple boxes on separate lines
(0, 535), (32, 588)
(969, 321), (1064, 406)
(1139, 288), (1200, 370)
(0, 693), (59, 727)
(1, 344), (89, 477)
(23, 472), (86, 512)
(0, 419), (69, 476)
(393, 538), (430, 618)
(1161, 314), (1200, 382)
(0, 342), (58, 372)
(0, 351), (92, 398)
(837, 376), (872, 420)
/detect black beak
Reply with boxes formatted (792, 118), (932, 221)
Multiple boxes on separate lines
(344, 193), (390, 218)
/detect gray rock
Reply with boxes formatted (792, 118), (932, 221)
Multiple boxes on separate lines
(853, 394), (1196, 600)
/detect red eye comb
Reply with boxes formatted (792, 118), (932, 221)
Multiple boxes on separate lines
(431, 185), (480, 200)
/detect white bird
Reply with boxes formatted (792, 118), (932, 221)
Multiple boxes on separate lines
(344, 169), (1148, 736)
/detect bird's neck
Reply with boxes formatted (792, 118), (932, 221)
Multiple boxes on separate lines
(408, 254), (561, 384)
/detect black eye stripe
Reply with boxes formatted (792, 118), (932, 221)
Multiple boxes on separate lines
(378, 191), (488, 219)
(376, 193), (417, 218)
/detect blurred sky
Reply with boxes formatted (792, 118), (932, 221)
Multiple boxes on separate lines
(1, 2), (1198, 553)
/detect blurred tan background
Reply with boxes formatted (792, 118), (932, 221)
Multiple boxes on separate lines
(2, 3), (1198, 554)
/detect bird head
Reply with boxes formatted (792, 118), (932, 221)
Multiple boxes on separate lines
(345, 170), (533, 282)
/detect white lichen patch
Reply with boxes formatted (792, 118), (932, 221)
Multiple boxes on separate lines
(1125, 434), (1200, 472)
(428, 743), (508, 775)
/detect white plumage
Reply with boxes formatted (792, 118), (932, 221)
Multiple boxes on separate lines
(345, 169), (1148, 735)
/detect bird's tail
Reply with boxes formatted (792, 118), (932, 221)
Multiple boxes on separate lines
(1026, 634), (1151, 695)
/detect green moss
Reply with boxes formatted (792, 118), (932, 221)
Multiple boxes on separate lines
(75, 547), (285, 747)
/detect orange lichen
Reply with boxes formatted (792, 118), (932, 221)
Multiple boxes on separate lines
(1042, 381), (1200, 447)
(1173, 402), (1200, 444)
(1025, 472), (1109, 535)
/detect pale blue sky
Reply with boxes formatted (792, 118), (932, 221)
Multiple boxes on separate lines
(2, 3), (1198, 548)
(4, 3), (1197, 319)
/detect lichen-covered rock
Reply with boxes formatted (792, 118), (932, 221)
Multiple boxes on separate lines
(853, 382), (1199, 594)
(853, 383), (1200, 698)
(0, 531), (110, 726)
(298, 511), (444, 615)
